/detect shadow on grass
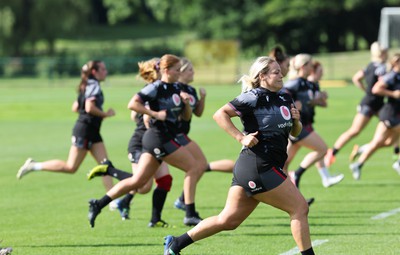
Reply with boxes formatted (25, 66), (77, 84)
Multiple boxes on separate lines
(241, 231), (399, 237)
(20, 243), (158, 248)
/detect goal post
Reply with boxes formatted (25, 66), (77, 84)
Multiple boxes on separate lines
(378, 7), (400, 49)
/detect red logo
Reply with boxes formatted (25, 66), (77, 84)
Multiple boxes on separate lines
(248, 181), (256, 189)
(280, 106), (291, 120)
(189, 95), (195, 106)
(172, 94), (181, 106)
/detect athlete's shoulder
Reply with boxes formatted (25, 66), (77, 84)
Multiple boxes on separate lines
(284, 78), (302, 90)
(87, 78), (100, 88)
(382, 70), (399, 84)
(85, 78), (101, 96)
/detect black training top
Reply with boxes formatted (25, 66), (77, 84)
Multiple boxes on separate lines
(284, 77), (314, 125)
(137, 80), (186, 136)
(177, 82), (199, 134)
(382, 70), (400, 112)
(77, 78), (104, 129)
(228, 87), (295, 164)
(364, 62), (387, 96)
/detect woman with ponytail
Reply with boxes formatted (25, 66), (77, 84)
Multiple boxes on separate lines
(17, 60), (116, 194)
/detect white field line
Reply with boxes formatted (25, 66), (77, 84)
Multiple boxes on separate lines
(371, 207), (400, 220)
(279, 239), (329, 255)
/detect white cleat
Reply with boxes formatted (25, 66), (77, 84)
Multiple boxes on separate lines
(349, 163), (361, 180)
(392, 161), (400, 175)
(0, 247), (13, 255)
(322, 174), (345, 188)
(109, 199), (120, 211)
(16, 158), (35, 180)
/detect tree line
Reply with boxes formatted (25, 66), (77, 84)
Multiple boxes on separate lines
(0, 0), (397, 57)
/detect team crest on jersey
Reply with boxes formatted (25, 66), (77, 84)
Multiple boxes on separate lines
(248, 181), (256, 189)
(280, 106), (291, 120)
(172, 94), (181, 106)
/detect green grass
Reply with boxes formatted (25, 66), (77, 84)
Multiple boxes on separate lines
(1, 79), (400, 254)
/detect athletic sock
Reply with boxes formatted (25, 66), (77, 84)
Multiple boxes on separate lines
(185, 203), (197, 218)
(301, 247), (315, 255)
(179, 191), (184, 202)
(150, 187), (167, 223)
(172, 233), (194, 252)
(107, 166), (132, 181)
(97, 195), (112, 209)
(318, 167), (330, 179)
(32, 163), (43, 170)
(294, 166), (306, 187)
(120, 193), (134, 208)
(358, 144), (368, 154)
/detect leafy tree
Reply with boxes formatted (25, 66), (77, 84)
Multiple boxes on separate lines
(123, 0), (398, 54)
(0, 0), (90, 56)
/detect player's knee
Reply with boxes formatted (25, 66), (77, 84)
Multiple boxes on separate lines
(319, 146), (328, 157)
(137, 182), (152, 194)
(66, 166), (79, 173)
(294, 200), (309, 218)
(156, 174), (173, 191)
(218, 215), (241, 230)
(221, 218), (241, 231)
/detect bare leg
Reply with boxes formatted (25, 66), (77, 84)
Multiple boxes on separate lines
(163, 146), (203, 204)
(187, 186), (259, 241)
(184, 140), (209, 174)
(40, 146), (86, 173)
(333, 113), (371, 150)
(106, 153), (160, 199)
(209, 159), (235, 173)
(253, 178), (311, 251)
(284, 141), (302, 172)
(183, 179), (311, 252)
(358, 123), (399, 164)
(90, 142), (113, 191)
(297, 132), (327, 169)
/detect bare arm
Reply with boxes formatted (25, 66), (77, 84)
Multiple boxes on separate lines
(130, 110), (137, 121)
(193, 88), (206, 117)
(127, 94), (166, 121)
(309, 91), (328, 108)
(289, 104), (302, 137)
(213, 104), (259, 148)
(372, 79), (400, 99)
(143, 114), (151, 129)
(85, 99), (115, 118)
(180, 91), (193, 121)
(71, 100), (79, 112)
(352, 70), (366, 92)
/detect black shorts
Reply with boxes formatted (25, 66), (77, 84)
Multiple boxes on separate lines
(379, 104), (400, 128)
(127, 148), (142, 163)
(232, 149), (287, 197)
(174, 133), (191, 146)
(358, 95), (384, 117)
(71, 121), (102, 150)
(289, 123), (314, 143)
(127, 129), (146, 163)
(142, 128), (181, 160)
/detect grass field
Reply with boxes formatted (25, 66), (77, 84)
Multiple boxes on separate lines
(1, 78), (400, 255)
